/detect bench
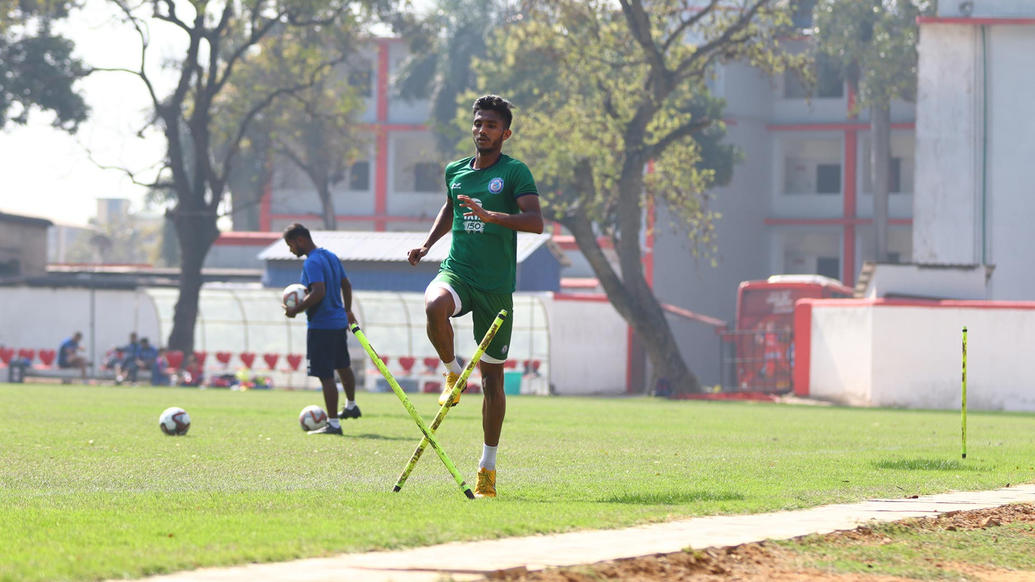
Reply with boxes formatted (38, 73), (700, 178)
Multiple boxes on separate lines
(6, 363), (152, 384)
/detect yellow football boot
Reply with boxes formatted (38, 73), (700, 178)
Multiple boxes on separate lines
(438, 371), (461, 407)
(474, 468), (496, 498)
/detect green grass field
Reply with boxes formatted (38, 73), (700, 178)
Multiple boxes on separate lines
(2, 383), (1034, 582)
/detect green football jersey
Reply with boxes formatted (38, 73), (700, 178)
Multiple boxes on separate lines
(440, 154), (539, 294)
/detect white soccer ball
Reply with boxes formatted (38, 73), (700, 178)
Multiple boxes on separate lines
(159, 406), (191, 436)
(299, 404), (328, 431)
(283, 283), (306, 310)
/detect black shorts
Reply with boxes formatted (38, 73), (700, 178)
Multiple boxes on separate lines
(306, 328), (351, 379)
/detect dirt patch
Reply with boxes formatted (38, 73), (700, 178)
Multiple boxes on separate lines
(488, 503), (1035, 582)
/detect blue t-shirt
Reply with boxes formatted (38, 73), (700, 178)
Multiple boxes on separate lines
(58, 337), (78, 366)
(300, 248), (349, 330)
(138, 345), (158, 365)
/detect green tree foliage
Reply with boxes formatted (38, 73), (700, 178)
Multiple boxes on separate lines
(218, 25), (370, 231)
(395, 0), (523, 153)
(104, 0), (393, 354)
(814, 0), (928, 108)
(0, 0), (88, 131)
(472, 0), (798, 394)
(813, 0), (932, 262)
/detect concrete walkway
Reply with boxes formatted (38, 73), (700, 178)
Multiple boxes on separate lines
(136, 484), (1035, 582)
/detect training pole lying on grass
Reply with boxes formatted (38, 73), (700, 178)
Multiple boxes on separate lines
(393, 309), (508, 493)
(961, 326), (968, 460)
(350, 323), (475, 499)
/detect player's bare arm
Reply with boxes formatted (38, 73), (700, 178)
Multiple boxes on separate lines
(457, 194), (543, 234)
(408, 197), (455, 265)
(341, 276), (356, 324)
(286, 281), (326, 318)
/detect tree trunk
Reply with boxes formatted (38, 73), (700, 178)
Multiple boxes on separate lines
(565, 161), (702, 395)
(167, 209), (220, 354)
(871, 103), (891, 263)
(228, 185), (261, 231)
(317, 179), (337, 231)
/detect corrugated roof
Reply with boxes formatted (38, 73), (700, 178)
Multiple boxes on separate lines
(257, 230), (557, 264)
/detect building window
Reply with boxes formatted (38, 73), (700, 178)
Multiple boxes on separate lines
(348, 161), (370, 191)
(783, 137), (843, 195)
(348, 60), (373, 97)
(414, 162), (441, 192)
(781, 230), (840, 278)
(783, 53), (844, 99)
(816, 257), (840, 280)
(816, 164), (841, 194)
(815, 55), (844, 98)
(792, 0), (817, 29)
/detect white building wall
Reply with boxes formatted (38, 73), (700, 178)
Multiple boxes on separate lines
(938, 0), (1035, 18)
(913, 23), (980, 265)
(540, 295), (628, 395)
(0, 287), (627, 395)
(807, 304), (872, 406)
(986, 26), (1035, 299)
(804, 299), (1035, 411)
(0, 287), (161, 368)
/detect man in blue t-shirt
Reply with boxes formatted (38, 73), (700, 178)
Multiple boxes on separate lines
(115, 332), (141, 385)
(58, 331), (88, 382)
(282, 223), (360, 435)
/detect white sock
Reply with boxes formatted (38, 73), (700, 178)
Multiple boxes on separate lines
(345, 400), (356, 410)
(328, 418), (341, 428)
(480, 444), (497, 471)
(445, 359), (463, 375)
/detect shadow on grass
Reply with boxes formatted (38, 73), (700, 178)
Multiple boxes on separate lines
(600, 490), (745, 505)
(349, 433), (413, 441)
(872, 458), (988, 472)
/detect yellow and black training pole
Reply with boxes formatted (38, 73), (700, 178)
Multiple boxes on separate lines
(393, 309), (508, 493)
(350, 322), (475, 499)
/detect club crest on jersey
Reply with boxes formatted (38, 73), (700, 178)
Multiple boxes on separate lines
(488, 177), (504, 194)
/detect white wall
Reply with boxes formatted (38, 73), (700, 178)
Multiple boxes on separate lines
(541, 294), (628, 395)
(0, 286), (629, 395)
(914, 21), (1035, 300)
(938, 0), (1035, 18)
(913, 23), (980, 265)
(985, 26), (1035, 299)
(0, 287), (161, 366)
(807, 304), (872, 406)
(802, 299), (1035, 411)
(863, 264), (989, 300)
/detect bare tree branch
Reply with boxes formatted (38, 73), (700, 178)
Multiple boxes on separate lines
(618, 0), (667, 80)
(644, 118), (713, 160)
(660, 0), (721, 54)
(675, 0), (768, 80)
(107, 0), (162, 109)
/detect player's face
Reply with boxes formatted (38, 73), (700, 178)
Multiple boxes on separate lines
(472, 110), (510, 154)
(285, 237), (304, 257)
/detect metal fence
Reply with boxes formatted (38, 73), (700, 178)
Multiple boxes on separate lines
(718, 328), (794, 394)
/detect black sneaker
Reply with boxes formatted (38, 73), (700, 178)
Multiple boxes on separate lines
(339, 405), (362, 420)
(307, 424), (342, 435)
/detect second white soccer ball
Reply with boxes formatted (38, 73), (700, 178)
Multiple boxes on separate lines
(283, 283), (306, 310)
(159, 406), (191, 436)
(298, 404), (328, 431)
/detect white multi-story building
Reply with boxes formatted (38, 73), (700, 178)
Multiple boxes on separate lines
(259, 39), (444, 234)
(250, 28), (925, 387)
(913, 0), (1035, 299)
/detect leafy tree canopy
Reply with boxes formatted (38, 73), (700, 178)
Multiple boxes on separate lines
(813, 0), (933, 108)
(0, 0), (89, 131)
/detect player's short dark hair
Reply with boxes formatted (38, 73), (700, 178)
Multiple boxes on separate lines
(283, 223), (311, 242)
(473, 95), (513, 129)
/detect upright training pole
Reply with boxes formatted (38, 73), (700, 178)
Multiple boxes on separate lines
(350, 323), (475, 499)
(393, 309), (508, 493)
(961, 326), (968, 459)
